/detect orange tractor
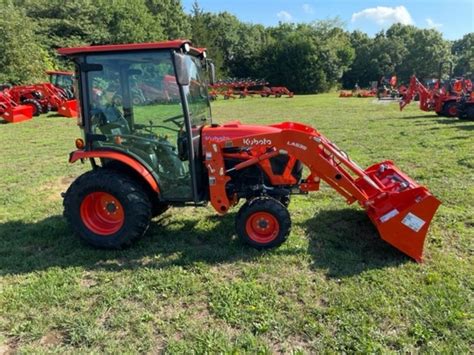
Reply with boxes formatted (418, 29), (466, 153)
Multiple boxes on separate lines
(7, 82), (77, 118)
(59, 40), (440, 262)
(399, 62), (470, 118)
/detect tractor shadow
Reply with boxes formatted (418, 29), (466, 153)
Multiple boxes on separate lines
(0, 209), (407, 277)
(0, 213), (256, 275)
(300, 208), (408, 278)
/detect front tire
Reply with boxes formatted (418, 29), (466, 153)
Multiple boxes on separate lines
(235, 197), (291, 249)
(63, 169), (152, 248)
(22, 99), (42, 117)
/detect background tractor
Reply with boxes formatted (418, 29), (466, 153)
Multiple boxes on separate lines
(59, 40), (440, 262)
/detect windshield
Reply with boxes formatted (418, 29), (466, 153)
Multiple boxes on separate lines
(83, 50), (193, 200)
(183, 55), (211, 127)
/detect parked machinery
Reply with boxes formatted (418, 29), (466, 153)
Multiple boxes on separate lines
(210, 79), (294, 99)
(7, 82), (77, 117)
(399, 62), (470, 118)
(59, 40), (440, 263)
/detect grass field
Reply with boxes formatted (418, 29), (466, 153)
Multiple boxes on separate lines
(0, 94), (472, 353)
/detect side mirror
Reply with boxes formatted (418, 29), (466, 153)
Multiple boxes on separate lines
(173, 52), (190, 86)
(209, 62), (216, 85)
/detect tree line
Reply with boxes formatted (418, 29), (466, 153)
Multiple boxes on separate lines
(0, 0), (472, 93)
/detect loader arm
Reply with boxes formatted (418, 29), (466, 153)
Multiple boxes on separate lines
(203, 121), (440, 262)
(400, 76), (432, 112)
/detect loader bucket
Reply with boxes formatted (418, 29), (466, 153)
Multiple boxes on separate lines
(1, 105), (33, 123)
(361, 161), (441, 262)
(58, 99), (78, 118)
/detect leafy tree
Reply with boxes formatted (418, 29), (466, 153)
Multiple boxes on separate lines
(145, 0), (191, 39)
(0, 4), (53, 84)
(452, 33), (474, 76)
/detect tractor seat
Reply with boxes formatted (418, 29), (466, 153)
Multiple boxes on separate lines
(91, 105), (131, 136)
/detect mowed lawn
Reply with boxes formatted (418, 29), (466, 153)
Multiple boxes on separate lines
(0, 94), (472, 353)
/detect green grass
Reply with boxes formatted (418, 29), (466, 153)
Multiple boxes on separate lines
(0, 95), (473, 353)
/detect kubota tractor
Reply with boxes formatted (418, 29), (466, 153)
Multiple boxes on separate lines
(399, 62), (465, 117)
(8, 82), (77, 118)
(59, 40), (440, 262)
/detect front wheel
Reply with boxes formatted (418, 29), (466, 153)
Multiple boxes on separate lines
(235, 197), (291, 249)
(63, 169), (152, 248)
(22, 99), (42, 117)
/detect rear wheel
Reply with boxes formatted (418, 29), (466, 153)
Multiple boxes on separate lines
(22, 99), (42, 116)
(63, 169), (152, 248)
(460, 104), (474, 120)
(235, 197), (291, 249)
(441, 101), (458, 117)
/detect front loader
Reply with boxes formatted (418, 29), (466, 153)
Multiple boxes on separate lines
(0, 91), (33, 123)
(59, 40), (440, 262)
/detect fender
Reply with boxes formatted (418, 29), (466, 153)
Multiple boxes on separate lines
(69, 150), (160, 192)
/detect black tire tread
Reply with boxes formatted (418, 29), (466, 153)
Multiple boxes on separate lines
(235, 196), (291, 249)
(22, 99), (42, 117)
(441, 101), (457, 117)
(63, 169), (151, 248)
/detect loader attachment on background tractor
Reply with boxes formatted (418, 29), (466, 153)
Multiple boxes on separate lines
(204, 121), (441, 262)
(57, 99), (78, 118)
(0, 92), (33, 123)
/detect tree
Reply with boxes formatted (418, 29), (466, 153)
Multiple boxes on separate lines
(145, 0), (191, 39)
(452, 33), (474, 76)
(0, 4), (53, 84)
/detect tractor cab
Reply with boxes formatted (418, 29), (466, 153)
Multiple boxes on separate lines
(59, 41), (213, 203)
(47, 70), (74, 91)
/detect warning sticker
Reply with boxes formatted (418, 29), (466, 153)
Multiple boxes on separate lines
(402, 213), (426, 232)
(380, 209), (399, 223)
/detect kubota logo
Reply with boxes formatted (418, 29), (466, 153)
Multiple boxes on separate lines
(287, 141), (307, 150)
(243, 138), (272, 145)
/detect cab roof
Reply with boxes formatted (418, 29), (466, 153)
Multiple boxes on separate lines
(58, 40), (205, 56)
(46, 70), (73, 76)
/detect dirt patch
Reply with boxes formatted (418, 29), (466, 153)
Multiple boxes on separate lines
(0, 344), (14, 355)
(39, 176), (75, 202)
(39, 331), (63, 347)
(1, 337), (19, 354)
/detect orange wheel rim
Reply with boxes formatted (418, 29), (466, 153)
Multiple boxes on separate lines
(245, 211), (279, 243)
(80, 192), (124, 235)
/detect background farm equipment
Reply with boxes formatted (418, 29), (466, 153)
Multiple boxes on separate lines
(0, 91), (33, 123)
(456, 86), (474, 120)
(7, 82), (77, 118)
(377, 75), (400, 100)
(339, 88), (376, 98)
(209, 78), (293, 99)
(400, 62), (472, 118)
(46, 70), (75, 99)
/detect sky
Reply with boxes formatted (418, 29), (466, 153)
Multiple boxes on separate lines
(182, 0), (473, 40)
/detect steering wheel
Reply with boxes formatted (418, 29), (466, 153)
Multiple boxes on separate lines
(163, 113), (184, 127)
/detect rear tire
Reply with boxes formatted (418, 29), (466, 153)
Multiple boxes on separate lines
(441, 101), (458, 117)
(63, 169), (152, 248)
(152, 203), (169, 218)
(22, 99), (42, 117)
(460, 104), (474, 120)
(235, 197), (291, 249)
